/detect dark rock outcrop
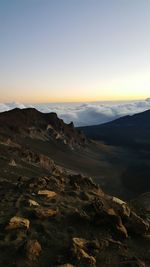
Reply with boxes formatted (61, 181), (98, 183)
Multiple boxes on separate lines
(0, 108), (87, 149)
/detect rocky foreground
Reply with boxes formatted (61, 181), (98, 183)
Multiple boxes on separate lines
(0, 166), (150, 267)
(0, 108), (150, 266)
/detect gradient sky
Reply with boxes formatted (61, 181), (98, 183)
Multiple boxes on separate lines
(0, 0), (150, 103)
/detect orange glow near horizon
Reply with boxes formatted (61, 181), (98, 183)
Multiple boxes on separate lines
(1, 69), (150, 104)
(0, 92), (148, 104)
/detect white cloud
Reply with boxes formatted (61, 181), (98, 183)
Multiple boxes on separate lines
(0, 102), (27, 111)
(0, 99), (150, 126)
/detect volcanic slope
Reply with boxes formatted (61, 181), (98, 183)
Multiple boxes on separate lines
(0, 110), (150, 266)
(0, 107), (139, 199)
(79, 109), (150, 196)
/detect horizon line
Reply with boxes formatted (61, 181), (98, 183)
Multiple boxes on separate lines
(0, 96), (149, 105)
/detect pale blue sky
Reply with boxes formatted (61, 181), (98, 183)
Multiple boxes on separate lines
(0, 0), (150, 102)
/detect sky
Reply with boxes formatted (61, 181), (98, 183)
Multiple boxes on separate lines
(0, 0), (150, 103)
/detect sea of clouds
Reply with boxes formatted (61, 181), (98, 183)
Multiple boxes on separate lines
(0, 98), (150, 126)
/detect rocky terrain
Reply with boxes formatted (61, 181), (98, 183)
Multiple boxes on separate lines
(0, 108), (87, 150)
(0, 108), (150, 267)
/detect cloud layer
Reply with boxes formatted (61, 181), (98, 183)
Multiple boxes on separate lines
(0, 99), (150, 126)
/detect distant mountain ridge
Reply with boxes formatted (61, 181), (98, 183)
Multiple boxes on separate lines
(79, 108), (150, 148)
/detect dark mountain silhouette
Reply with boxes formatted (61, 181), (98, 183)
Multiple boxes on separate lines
(79, 109), (150, 148)
(79, 109), (150, 195)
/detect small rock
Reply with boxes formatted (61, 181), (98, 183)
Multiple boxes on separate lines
(112, 196), (131, 217)
(26, 239), (42, 261)
(28, 199), (39, 207)
(34, 207), (58, 219)
(72, 237), (96, 267)
(9, 159), (17, 167)
(6, 216), (30, 230)
(38, 190), (57, 198)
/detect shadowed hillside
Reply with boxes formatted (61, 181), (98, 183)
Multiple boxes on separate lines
(79, 109), (150, 149)
(79, 109), (150, 196)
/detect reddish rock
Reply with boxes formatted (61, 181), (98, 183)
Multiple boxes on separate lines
(34, 207), (58, 219)
(38, 190), (57, 198)
(26, 239), (42, 261)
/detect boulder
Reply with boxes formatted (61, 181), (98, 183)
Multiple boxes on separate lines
(26, 239), (42, 261)
(38, 190), (57, 198)
(6, 216), (30, 230)
(28, 199), (39, 207)
(9, 159), (17, 166)
(69, 174), (99, 191)
(72, 238), (96, 267)
(34, 207), (58, 219)
(111, 196), (131, 218)
(92, 197), (128, 239)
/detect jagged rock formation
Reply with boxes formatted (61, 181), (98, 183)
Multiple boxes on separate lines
(0, 108), (87, 149)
